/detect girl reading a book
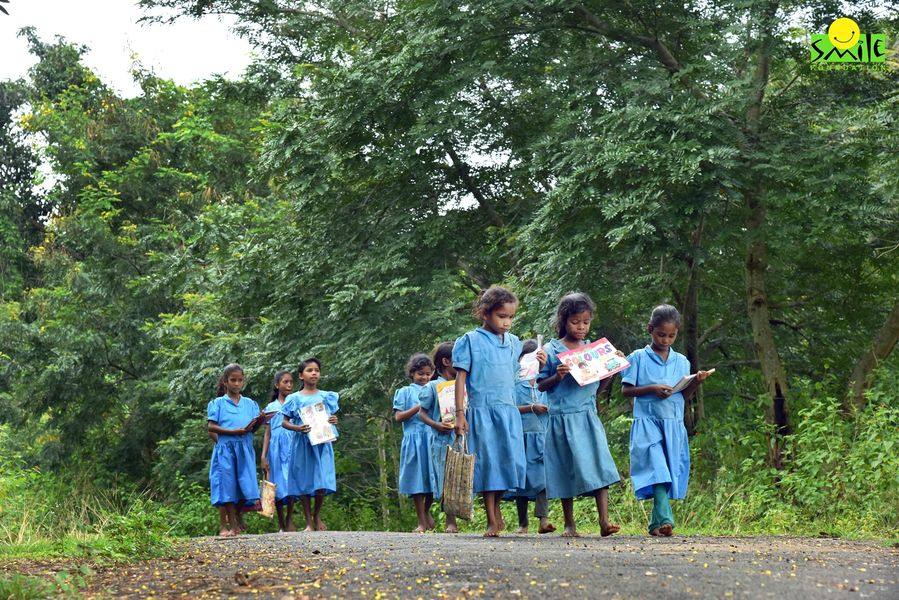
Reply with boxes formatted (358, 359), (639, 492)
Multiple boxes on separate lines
(505, 339), (555, 534)
(417, 341), (460, 533)
(281, 358), (340, 532)
(261, 369), (296, 532)
(393, 353), (437, 532)
(537, 293), (621, 538)
(621, 304), (711, 536)
(207, 363), (262, 537)
(453, 285), (527, 537)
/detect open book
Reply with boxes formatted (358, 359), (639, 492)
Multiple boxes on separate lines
(246, 411), (277, 433)
(670, 368), (715, 394)
(557, 338), (629, 386)
(436, 380), (468, 424)
(299, 401), (337, 445)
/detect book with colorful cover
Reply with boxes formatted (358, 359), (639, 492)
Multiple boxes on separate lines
(436, 380), (468, 424)
(299, 401), (336, 445)
(557, 338), (629, 386)
(518, 351), (541, 380)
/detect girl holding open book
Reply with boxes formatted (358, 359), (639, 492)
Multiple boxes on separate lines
(261, 369), (296, 532)
(206, 363), (262, 537)
(537, 293), (621, 538)
(417, 341), (460, 533)
(393, 353), (437, 532)
(621, 304), (711, 536)
(453, 285), (527, 537)
(281, 358), (340, 532)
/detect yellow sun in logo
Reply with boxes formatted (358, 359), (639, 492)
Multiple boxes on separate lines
(828, 17), (861, 50)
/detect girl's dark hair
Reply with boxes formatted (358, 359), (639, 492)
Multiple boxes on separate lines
(474, 285), (518, 321)
(296, 357), (322, 390)
(431, 341), (454, 379)
(520, 339), (538, 359)
(216, 363), (244, 396)
(406, 353), (435, 379)
(554, 292), (596, 339)
(648, 304), (682, 331)
(270, 369), (291, 401)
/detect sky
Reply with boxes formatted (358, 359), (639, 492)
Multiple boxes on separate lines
(0, 0), (255, 96)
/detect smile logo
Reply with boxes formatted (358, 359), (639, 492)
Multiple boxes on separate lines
(810, 17), (887, 68)
(828, 17), (860, 50)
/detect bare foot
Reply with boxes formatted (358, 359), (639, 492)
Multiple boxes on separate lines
(538, 522), (556, 534)
(218, 528), (235, 537)
(600, 522), (620, 537)
(561, 526), (580, 538)
(649, 528), (661, 537)
(658, 524), (673, 537)
(315, 519), (328, 532)
(412, 525), (426, 533)
(515, 526), (528, 534)
(426, 514), (436, 531)
(444, 524), (459, 534)
(483, 526), (501, 538)
(497, 515), (506, 531)
(303, 525), (314, 532)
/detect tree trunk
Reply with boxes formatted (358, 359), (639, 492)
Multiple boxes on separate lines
(681, 218), (704, 435)
(376, 412), (391, 530)
(743, 0), (789, 469)
(846, 300), (899, 411)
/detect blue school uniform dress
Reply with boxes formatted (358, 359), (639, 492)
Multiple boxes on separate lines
(539, 339), (621, 499)
(505, 379), (549, 500)
(452, 328), (526, 494)
(393, 383), (433, 496)
(207, 395), (261, 507)
(621, 345), (691, 500)
(264, 399), (295, 502)
(281, 390), (340, 497)
(419, 377), (455, 499)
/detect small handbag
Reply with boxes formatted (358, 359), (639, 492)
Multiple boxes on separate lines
(260, 471), (276, 519)
(442, 434), (475, 520)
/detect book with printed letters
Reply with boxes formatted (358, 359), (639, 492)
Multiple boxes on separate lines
(557, 338), (629, 386)
(670, 368), (716, 394)
(299, 401), (336, 445)
(437, 380), (468, 424)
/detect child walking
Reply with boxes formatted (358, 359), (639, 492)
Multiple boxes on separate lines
(281, 358), (340, 532)
(538, 293), (621, 537)
(417, 341), (459, 533)
(453, 285), (527, 537)
(207, 363), (262, 537)
(621, 304), (711, 536)
(261, 369), (296, 532)
(507, 339), (556, 534)
(393, 353), (437, 532)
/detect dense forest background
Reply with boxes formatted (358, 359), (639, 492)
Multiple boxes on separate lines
(0, 0), (897, 553)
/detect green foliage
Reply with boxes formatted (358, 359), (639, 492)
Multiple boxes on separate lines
(0, 567), (91, 600)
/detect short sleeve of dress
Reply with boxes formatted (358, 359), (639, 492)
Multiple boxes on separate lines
(452, 333), (472, 373)
(392, 388), (406, 412)
(323, 391), (340, 414)
(677, 353), (691, 379)
(418, 382), (436, 412)
(280, 397), (296, 421)
(537, 342), (558, 383)
(206, 398), (220, 422)
(620, 350), (641, 386)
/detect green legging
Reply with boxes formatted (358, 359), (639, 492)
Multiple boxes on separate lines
(649, 483), (674, 532)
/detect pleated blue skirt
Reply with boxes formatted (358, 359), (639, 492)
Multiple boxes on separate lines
(630, 416), (690, 500)
(505, 430), (547, 500)
(544, 409), (620, 499)
(267, 428), (294, 501)
(467, 403), (526, 494)
(287, 434), (336, 497)
(398, 430), (433, 495)
(209, 438), (260, 506)
(428, 430), (455, 499)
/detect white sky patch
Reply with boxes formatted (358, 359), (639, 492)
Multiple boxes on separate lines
(0, 0), (255, 97)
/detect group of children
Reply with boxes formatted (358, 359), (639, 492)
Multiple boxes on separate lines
(393, 287), (710, 537)
(206, 284), (710, 538)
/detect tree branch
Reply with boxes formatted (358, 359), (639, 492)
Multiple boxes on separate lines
(443, 142), (504, 228)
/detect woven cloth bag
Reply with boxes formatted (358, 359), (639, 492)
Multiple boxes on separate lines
(442, 434), (475, 520)
(260, 478), (276, 519)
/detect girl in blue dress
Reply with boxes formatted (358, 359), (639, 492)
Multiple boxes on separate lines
(453, 285), (527, 537)
(281, 358), (340, 532)
(538, 293), (621, 538)
(394, 353), (437, 532)
(621, 304), (711, 536)
(206, 363), (262, 537)
(507, 339), (556, 534)
(417, 342), (459, 532)
(261, 369), (296, 532)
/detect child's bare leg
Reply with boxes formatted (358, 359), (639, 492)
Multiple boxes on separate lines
(313, 491), (327, 531)
(236, 509), (247, 532)
(218, 506), (232, 536)
(285, 498), (296, 532)
(412, 494), (428, 532)
(301, 496), (314, 531)
(424, 494), (436, 530)
(444, 511), (458, 533)
(483, 493), (500, 537)
(275, 501), (286, 532)
(495, 493), (506, 531)
(595, 487), (620, 536)
(535, 490), (555, 533)
(224, 503), (240, 536)
(560, 498), (579, 537)
(515, 497), (529, 533)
